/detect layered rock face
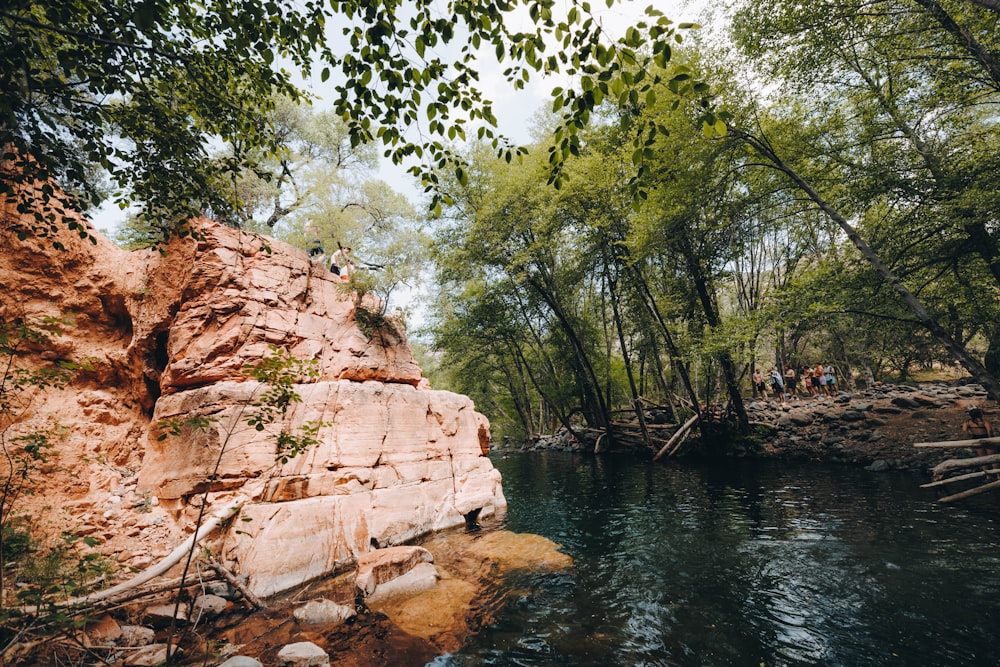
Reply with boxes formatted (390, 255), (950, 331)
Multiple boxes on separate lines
(1, 192), (505, 597)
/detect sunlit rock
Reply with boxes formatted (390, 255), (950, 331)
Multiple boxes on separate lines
(1, 184), (506, 600)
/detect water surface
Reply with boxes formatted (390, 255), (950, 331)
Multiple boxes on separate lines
(436, 453), (1000, 666)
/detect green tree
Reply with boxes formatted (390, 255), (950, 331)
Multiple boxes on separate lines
(727, 0), (1000, 398)
(2, 0), (707, 241)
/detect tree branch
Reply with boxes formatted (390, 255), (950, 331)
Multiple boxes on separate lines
(0, 11), (190, 64)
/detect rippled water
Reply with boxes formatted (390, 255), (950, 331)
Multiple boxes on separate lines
(433, 453), (1000, 666)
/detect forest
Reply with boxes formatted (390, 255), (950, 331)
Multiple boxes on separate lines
(4, 0), (1000, 448)
(426, 0), (1000, 447)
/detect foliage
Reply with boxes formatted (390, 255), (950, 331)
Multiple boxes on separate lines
(0, 530), (117, 661)
(724, 0), (1000, 396)
(2, 0), (714, 243)
(426, 1), (1000, 442)
(243, 346), (325, 463)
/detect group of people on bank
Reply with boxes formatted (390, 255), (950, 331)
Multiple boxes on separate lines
(752, 363), (839, 402)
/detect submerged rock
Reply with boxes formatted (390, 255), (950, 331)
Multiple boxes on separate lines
(293, 599), (356, 626)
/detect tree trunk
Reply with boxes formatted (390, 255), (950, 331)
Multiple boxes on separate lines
(628, 265), (703, 415)
(607, 264), (653, 451)
(680, 239), (752, 434)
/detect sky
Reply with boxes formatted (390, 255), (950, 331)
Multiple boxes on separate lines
(90, 0), (711, 237)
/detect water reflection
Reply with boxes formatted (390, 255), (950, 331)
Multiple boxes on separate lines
(436, 453), (1000, 666)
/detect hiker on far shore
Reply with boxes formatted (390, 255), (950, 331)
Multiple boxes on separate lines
(784, 366), (797, 400)
(768, 367), (785, 402)
(814, 363), (828, 396)
(963, 405), (996, 459)
(752, 369), (766, 399)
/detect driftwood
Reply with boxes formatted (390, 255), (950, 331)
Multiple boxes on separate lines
(207, 554), (265, 610)
(611, 421), (680, 431)
(653, 415), (700, 461)
(914, 436), (1000, 448)
(921, 470), (989, 488)
(666, 429), (693, 458)
(21, 496), (247, 615)
(938, 479), (1000, 504)
(931, 454), (1000, 479)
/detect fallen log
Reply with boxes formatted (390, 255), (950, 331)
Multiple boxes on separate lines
(921, 470), (988, 488)
(666, 429), (693, 458)
(920, 469), (1000, 488)
(20, 495), (247, 614)
(609, 421), (678, 433)
(91, 571), (225, 611)
(653, 415), (699, 462)
(938, 479), (1000, 504)
(208, 554), (265, 610)
(931, 454), (1000, 479)
(914, 436), (1000, 448)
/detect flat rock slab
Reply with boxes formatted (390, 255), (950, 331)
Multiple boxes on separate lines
(356, 545), (437, 601)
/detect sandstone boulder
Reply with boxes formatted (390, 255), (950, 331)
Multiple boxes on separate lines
(276, 641), (330, 667)
(355, 546), (439, 603)
(292, 599), (356, 626)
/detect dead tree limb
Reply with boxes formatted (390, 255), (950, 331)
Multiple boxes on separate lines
(914, 436), (1000, 448)
(653, 415), (700, 461)
(20, 496), (247, 615)
(932, 454), (1000, 478)
(207, 554), (265, 610)
(921, 470), (989, 488)
(938, 479), (1000, 503)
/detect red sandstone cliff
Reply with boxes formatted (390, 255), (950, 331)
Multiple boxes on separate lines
(1, 186), (505, 597)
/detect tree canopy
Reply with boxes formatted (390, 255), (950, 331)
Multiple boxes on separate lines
(1, 0), (710, 242)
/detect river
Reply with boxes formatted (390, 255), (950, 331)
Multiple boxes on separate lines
(432, 452), (1000, 666)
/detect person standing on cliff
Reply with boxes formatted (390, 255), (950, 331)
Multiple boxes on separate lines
(963, 405), (996, 460)
(330, 245), (352, 275)
(307, 239), (326, 267)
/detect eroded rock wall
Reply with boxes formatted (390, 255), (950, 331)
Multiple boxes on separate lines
(1, 189), (504, 597)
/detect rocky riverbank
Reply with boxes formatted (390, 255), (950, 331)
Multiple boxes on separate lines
(509, 382), (994, 474)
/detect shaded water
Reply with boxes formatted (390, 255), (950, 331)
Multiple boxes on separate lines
(435, 453), (1000, 666)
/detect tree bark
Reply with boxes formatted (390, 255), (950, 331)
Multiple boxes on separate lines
(679, 237), (752, 434)
(607, 263), (653, 451)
